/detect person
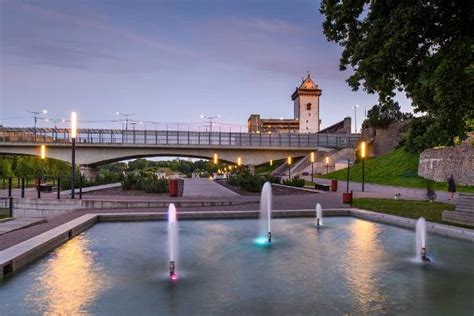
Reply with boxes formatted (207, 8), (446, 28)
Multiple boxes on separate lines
(447, 174), (456, 201)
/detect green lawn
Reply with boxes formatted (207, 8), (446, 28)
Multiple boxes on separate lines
(352, 198), (455, 224)
(319, 148), (474, 193)
(255, 159), (285, 174)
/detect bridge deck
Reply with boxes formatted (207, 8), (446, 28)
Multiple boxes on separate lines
(0, 127), (360, 149)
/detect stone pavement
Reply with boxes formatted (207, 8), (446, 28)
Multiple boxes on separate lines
(0, 218), (47, 236)
(183, 178), (240, 198)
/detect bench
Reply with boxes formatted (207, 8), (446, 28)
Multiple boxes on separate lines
(314, 183), (330, 191)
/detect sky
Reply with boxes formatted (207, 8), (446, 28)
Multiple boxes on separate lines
(0, 0), (412, 132)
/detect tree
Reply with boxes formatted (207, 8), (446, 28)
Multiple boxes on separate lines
(320, 0), (474, 146)
(0, 158), (13, 178)
(364, 98), (412, 129)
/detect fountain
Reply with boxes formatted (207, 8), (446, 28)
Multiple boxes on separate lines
(256, 182), (272, 244)
(416, 217), (431, 262)
(168, 203), (178, 280)
(316, 203), (323, 227)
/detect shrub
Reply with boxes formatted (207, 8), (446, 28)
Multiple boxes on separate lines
(122, 171), (168, 193)
(228, 171), (280, 192)
(282, 176), (305, 187)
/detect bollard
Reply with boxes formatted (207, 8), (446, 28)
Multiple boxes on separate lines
(21, 177), (25, 198)
(350, 190), (353, 208)
(57, 178), (61, 199)
(8, 177), (12, 197)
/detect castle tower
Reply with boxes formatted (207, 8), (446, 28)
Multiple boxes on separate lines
(291, 73), (322, 133)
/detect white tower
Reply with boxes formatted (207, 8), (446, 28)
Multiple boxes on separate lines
(291, 73), (322, 133)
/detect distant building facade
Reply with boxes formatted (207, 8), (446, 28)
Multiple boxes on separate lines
(248, 73), (322, 133)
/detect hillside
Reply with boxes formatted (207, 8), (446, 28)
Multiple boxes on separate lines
(319, 148), (474, 192)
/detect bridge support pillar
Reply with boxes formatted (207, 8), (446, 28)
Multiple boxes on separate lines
(79, 166), (99, 181)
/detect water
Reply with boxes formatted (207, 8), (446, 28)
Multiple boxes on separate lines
(258, 182), (272, 243)
(168, 203), (178, 280)
(1, 217), (473, 315)
(316, 203), (323, 227)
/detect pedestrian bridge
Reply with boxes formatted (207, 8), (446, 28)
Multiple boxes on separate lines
(0, 127), (360, 174)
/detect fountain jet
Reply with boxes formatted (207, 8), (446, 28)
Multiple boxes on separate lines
(416, 217), (431, 262)
(260, 182), (272, 243)
(168, 203), (178, 280)
(316, 203), (323, 228)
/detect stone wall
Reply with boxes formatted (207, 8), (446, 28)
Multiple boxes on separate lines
(418, 144), (474, 186)
(361, 120), (411, 157)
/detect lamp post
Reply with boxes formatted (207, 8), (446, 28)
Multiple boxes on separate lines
(40, 145), (46, 184)
(287, 156), (292, 179)
(310, 152), (315, 183)
(200, 114), (220, 133)
(360, 141), (366, 192)
(325, 156), (329, 174)
(352, 104), (359, 133)
(71, 112), (77, 199)
(213, 153), (218, 164)
(115, 112), (135, 131)
(237, 157), (242, 166)
(27, 109), (47, 142)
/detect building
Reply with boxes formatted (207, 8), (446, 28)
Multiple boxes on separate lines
(248, 73), (322, 133)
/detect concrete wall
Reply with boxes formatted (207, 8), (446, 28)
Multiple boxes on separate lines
(418, 143), (474, 186)
(13, 198), (81, 218)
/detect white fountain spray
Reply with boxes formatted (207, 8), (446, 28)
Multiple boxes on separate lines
(416, 217), (430, 262)
(316, 203), (323, 227)
(259, 182), (272, 243)
(168, 203), (178, 280)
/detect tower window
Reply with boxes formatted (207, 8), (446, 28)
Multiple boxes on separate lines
(306, 103), (312, 110)
(306, 120), (308, 123)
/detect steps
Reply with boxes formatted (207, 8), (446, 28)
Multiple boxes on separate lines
(443, 193), (474, 226)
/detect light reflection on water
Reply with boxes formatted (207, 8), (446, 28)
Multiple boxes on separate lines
(345, 219), (387, 314)
(25, 235), (107, 315)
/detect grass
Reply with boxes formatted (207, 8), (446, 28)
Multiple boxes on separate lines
(255, 159), (284, 174)
(319, 148), (474, 193)
(352, 198), (455, 224)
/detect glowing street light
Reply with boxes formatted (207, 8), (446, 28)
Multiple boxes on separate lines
(237, 157), (242, 166)
(360, 141), (367, 192)
(40, 144), (46, 185)
(288, 156), (292, 179)
(71, 112), (77, 199)
(310, 152), (315, 183)
(270, 160), (273, 166)
(213, 153), (218, 164)
(325, 156), (330, 174)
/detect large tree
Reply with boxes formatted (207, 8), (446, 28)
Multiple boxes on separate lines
(320, 0), (473, 146)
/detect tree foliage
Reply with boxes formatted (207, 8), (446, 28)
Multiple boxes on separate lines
(364, 99), (412, 129)
(320, 0), (474, 146)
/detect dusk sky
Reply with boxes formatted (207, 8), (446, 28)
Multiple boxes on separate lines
(0, 0), (412, 131)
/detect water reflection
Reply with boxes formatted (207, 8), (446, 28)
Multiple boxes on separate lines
(26, 235), (107, 315)
(345, 220), (387, 313)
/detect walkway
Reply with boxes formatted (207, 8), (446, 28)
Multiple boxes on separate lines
(307, 178), (456, 203)
(0, 218), (46, 236)
(183, 178), (240, 198)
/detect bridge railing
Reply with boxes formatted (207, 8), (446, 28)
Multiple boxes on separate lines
(0, 127), (360, 148)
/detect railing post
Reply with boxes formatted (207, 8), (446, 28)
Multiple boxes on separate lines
(187, 130), (190, 144)
(21, 177), (25, 198)
(166, 130), (169, 144)
(8, 177), (12, 197)
(259, 132), (262, 146)
(269, 133), (272, 146)
(239, 133), (242, 146)
(37, 177), (41, 199)
(8, 197), (13, 217)
(219, 132), (221, 145)
(155, 130), (158, 144)
(208, 131), (211, 145)
(177, 131), (180, 145)
(317, 134), (320, 146)
(298, 134), (301, 147)
(57, 178), (61, 199)
(198, 131), (201, 145)
(289, 133), (291, 146)
(144, 130), (147, 144)
(307, 134), (310, 147)
(249, 133), (252, 146)
(79, 176), (83, 199)
(279, 133), (282, 146)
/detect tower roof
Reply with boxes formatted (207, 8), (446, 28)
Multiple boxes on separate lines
(291, 72), (322, 100)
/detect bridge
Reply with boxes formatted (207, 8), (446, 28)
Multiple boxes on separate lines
(0, 127), (360, 178)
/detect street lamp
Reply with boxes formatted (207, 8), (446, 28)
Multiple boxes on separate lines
(27, 109), (48, 141)
(200, 114), (220, 132)
(325, 156), (329, 174)
(270, 160), (273, 166)
(213, 153), (218, 164)
(287, 156), (292, 179)
(71, 112), (77, 199)
(352, 104), (359, 133)
(360, 141), (366, 192)
(115, 112), (135, 131)
(237, 157), (242, 166)
(40, 144), (46, 184)
(310, 152), (315, 183)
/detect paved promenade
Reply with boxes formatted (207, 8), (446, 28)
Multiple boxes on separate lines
(183, 178), (240, 198)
